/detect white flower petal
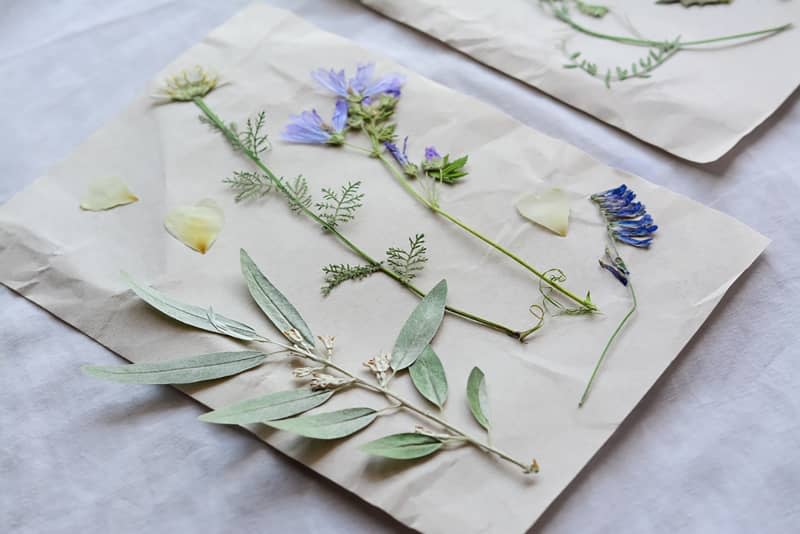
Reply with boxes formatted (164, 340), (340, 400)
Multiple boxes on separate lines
(515, 188), (570, 237)
(79, 176), (139, 211)
(164, 198), (224, 254)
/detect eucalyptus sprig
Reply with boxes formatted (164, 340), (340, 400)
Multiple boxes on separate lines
(83, 250), (539, 475)
(282, 64), (597, 316)
(163, 68), (542, 340)
(540, 0), (791, 87)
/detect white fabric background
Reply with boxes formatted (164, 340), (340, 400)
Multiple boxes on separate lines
(1, 1), (797, 533)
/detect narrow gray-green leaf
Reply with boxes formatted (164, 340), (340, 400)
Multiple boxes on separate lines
(409, 346), (448, 408)
(466, 367), (491, 431)
(265, 408), (377, 439)
(391, 279), (447, 371)
(122, 272), (260, 341)
(360, 433), (443, 460)
(199, 388), (334, 424)
(240, 249), (315, 347)
(82, 351), (267, 384)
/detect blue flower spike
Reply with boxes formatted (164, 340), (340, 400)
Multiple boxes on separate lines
(591, 184), (658, 249)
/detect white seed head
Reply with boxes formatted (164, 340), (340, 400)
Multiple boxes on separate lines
(283, 328), (304, 344)
(292, 367), (315, 378)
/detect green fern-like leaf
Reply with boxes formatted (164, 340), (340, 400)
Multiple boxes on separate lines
(282, 175), (313, 214)
(223, 171), (272, 202)
(239, 111), (270, 155)
(386, 234), (428, 283)
(321, 263), (381, 296)
(315, 181), (364, 229)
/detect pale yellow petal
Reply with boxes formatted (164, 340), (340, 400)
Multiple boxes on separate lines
(515, 188), (570, 237)
(79, 176), (139, 211)
(164, 198), (224, 254)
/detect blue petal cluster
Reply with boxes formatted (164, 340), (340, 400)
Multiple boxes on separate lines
(282, 99), (348, 145)
(312, 63), (404, 100)
(591, 184), (658, 248)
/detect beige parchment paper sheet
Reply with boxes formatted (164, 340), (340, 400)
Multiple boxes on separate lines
(0, 4), (769, 533)
(361, 0), (800, 163)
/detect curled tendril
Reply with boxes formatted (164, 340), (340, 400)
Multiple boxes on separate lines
(518, 303), (546, 342)
(538, 268), (593, 316)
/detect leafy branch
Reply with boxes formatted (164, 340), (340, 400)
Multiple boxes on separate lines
(190, 98), (537, 339)
(84, 256), (540, 475)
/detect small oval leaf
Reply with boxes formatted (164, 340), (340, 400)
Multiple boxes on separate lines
(82, 351), (267, 384)
(123, 272), (261, 341)
(240, 249), (315, 347)
(466, 367), (490, 431)
(409, 346), (448, 408)
(391, 280), (447, 371)
(199, 388), (334, 424)
(360, 433), (443, 460)
(265, 408), (377, 439)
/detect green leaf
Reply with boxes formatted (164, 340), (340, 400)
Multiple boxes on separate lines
(466, 367), (490, 431)
(409, 346), (448, 408)
(360, 433), (443, 459)
(391, 279), (447, 372)
(265, 408), (377, 439)
(199, 388), (334, 424)
(82, 351), (268, 384)
(123, 272), (261, 341)
(240, 249), (315, 347)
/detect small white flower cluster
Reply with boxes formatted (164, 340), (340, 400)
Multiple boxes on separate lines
(364, 352), (392, 385)
(292, 366), (349, 391)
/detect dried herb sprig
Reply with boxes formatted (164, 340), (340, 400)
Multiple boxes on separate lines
(161, 69), (541, 340)
(541, 0), (791, 87)
(83, 251), (539, 475)
(283, 64), (597, 316)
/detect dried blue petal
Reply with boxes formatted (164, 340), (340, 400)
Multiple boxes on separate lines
(599, 259), (628, 286)
(282, 100), (348, 145)
(312, 62), (405, 100)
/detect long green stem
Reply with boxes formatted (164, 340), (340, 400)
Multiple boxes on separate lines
(268, 336), (538, 473)
(578, 280), (637, 408)
(192, 97), (534, 339)
(554, 6), (791, 48)
(375, 152), (596, 312)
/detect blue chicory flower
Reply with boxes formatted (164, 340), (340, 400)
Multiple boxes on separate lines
(282, 99), (348, 145)
(312, 63), (405, 100)
(591, 184), (658, 248)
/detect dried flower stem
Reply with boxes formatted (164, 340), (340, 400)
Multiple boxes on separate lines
(373, 149), (596, 313)
(265, 335), (539, 474)
(578, 232), (637, 407)
(192, 96), (536, 340)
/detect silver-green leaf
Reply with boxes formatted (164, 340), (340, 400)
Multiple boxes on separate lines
(240, 249), (315, 347)
(82, 351), (267, 384)
(409, 346), (448, 408)
(391, 279), (447, 371)
(360, 433), (444, 459)
(123, 272), (261, 341)
(265, 408), (377, 439)
(199, 388), (334, 424)
(466, 367), (490, 431)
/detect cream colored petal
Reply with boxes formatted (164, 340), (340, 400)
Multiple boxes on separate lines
(515, 188), (570, 237)
(79, 176), (139, 211)
(164, 198), (224, 254)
